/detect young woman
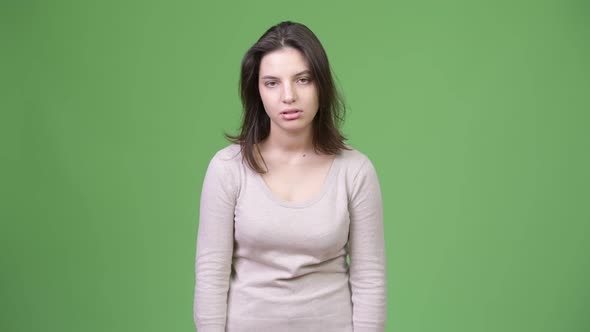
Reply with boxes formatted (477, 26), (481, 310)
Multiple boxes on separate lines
(193, 21), (386, 332)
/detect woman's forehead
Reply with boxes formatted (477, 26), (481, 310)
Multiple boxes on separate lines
(259, 47), (310, 76)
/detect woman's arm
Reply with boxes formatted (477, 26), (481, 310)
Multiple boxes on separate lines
(348, 158), (387, 332)
(193, 152), (237, 332)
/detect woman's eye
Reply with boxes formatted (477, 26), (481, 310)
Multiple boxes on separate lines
(265, 81), (277, 87)
(299, 77), (311, 84)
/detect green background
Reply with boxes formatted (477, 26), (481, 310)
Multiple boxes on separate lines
(2, 0), (589, 331)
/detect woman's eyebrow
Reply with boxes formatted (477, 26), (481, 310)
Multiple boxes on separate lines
(260, 70), (311, 80)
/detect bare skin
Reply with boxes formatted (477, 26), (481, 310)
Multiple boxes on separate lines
(255, 46), (336, 203)
(255, 141), (336, 203)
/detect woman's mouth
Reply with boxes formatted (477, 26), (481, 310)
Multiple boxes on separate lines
(280, 110), (302, 120)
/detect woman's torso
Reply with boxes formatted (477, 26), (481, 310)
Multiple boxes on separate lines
(219, 143), (367, 331)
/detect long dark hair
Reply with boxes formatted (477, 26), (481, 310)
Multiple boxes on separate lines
(224, 21), (351, 174)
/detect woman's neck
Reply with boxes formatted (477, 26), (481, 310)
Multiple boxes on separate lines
(260, 130), (314, 156)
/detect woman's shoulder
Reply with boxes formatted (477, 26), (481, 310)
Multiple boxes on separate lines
(341, 145), (379, 190)
(212, 143), (242, 161)
(205, 143), (242, 175)
(338, 143), (375, 173)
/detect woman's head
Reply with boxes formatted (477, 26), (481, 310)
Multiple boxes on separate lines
(225, 21), (350, 173)
(258, 46), (319, 140)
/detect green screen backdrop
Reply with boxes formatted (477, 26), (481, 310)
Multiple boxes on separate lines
(2, 0), (589, 331)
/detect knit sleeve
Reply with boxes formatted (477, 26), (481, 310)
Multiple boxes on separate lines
(193, 152), (238, 332)
(347, 158), (387, 332)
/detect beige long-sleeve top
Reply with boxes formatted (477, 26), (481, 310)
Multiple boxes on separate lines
(193, 143), (386, 332)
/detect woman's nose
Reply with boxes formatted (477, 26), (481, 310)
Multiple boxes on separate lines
(282, 83), (296, 103)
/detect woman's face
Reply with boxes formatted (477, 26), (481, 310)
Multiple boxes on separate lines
(258, 46), (319, 135)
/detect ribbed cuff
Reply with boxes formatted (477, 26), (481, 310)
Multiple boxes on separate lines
(353, 325), (385, 332)
(196, 324), (225, 332)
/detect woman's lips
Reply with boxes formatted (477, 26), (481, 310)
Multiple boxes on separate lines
(281, 108), (302, 114)
(280, 110), (302, 120)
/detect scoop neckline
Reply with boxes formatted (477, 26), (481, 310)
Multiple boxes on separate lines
(254, 153), (341, 209)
